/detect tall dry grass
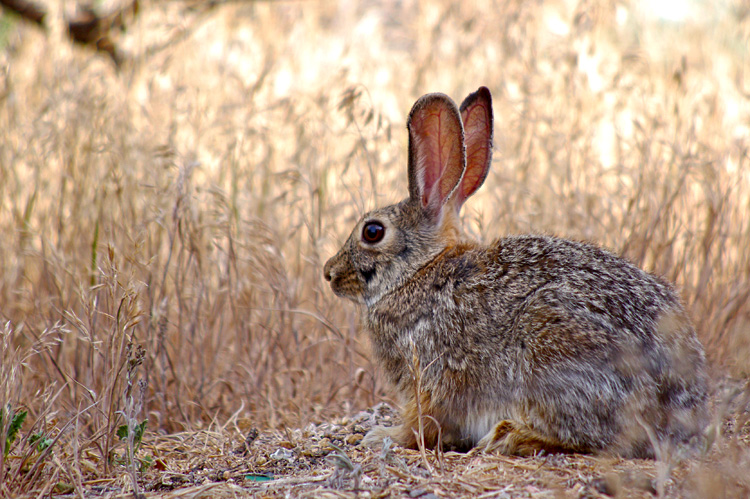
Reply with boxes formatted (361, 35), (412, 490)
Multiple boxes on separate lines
(1, 0), (749, 495)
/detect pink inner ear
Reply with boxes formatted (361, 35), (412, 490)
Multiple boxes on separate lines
(409, 100), (464, 211)
(457, 93), (492, 207)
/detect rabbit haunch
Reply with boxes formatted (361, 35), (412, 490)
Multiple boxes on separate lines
(323, 87), (708, 458)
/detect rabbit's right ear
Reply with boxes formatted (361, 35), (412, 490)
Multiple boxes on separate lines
(455, 87), (493, 210)
(406, 93), (466, 219)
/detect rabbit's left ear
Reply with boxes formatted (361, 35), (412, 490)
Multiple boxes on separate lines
(454, 87), (493, 210)
(406, 93), (466, 219)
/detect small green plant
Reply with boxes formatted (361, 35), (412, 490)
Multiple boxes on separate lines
(2, 405), (27, 457)
(116, 419), (147, 452)
(29, 432), (54, 453)
(114, 419), (151, 471)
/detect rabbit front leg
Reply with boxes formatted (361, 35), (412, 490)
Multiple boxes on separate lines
(362, 391), (451, 450)
(362, 424), (417, 449)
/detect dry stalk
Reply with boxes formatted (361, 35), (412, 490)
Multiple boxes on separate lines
(120, 343), (146, 497)
(406, 337), (445, 476)
(636, 415), (673, 498)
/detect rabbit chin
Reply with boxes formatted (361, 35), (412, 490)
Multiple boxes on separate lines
(330, 285), (365, 305)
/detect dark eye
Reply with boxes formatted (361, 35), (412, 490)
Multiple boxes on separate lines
(362, 221), (385, 244)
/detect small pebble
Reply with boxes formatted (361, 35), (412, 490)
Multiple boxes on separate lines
(346, 434), (363, 445)
(270, 448), (295, 462)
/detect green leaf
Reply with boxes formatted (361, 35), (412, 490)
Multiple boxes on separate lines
(54, 482), (75, 494)
(134, 419), (147, 443)
(3, 407), (27, 457)
(139, 454), (154, 471)
(29, 433), (54, 452)
(117, 419), (148, 453)
(116, 424), (129, 440)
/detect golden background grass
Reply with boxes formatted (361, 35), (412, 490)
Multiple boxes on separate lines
(1, 0), (749, 496)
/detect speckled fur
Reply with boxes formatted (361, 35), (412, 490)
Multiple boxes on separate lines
(323, 88), (708, 458)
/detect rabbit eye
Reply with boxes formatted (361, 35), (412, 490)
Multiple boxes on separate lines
(362, 221), (385, 244)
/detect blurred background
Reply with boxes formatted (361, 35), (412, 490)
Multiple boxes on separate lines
(1, 0), (748, 475)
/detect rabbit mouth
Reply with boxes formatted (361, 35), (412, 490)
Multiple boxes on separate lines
(324, 266), (365, 304)
(328, 280), (362, 303)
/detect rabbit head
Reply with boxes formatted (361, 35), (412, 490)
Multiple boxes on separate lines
(324, 88), (493, 306)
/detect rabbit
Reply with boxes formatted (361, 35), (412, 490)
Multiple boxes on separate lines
(323, 87), (709, 458)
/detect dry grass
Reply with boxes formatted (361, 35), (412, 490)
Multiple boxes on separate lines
(0, 0), (749, 497)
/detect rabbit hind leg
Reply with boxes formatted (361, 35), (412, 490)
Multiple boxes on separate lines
(477, 420), (578, 456)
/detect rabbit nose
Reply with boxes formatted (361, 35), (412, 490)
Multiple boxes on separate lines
(323, 261), (333, 282)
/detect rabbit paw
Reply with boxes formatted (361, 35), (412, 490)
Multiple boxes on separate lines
(477, 420), (573, 456)
(362, 425), (405, 448)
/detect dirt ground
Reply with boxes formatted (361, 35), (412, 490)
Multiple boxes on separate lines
(70, 387), (749, 499)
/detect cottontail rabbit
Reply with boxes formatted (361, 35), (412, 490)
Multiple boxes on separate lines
(323, 87), (708, 457)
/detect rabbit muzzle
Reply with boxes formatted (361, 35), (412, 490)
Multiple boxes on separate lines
(323, 250), (365, 304)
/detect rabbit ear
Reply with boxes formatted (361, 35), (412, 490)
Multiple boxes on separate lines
(455, 87), (493, 210)
(407, 93), (466, 218)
